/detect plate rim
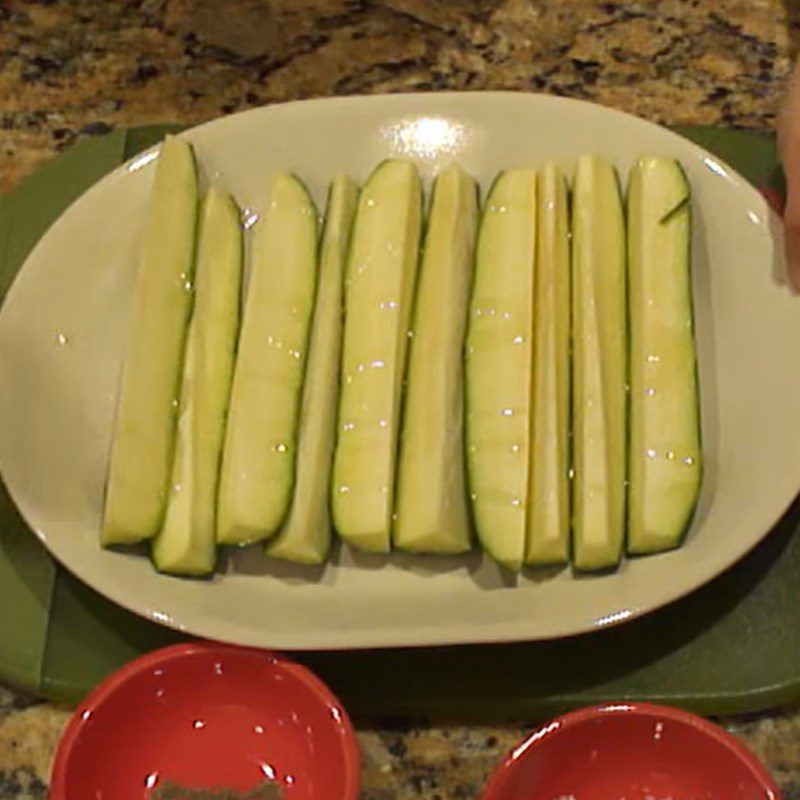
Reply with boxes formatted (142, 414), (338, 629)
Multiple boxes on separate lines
(0, 91), (795, 649)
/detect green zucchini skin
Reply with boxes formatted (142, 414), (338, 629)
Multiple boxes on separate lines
(571, 155), (627, 572)
(395, 164), (478, 555)
(266, 175), (359, 564)
(626, 157), (702, 555)
(525, 162), (571, 566)
(466, 169), (537, 571)
(102, 136), (199, 547)
(216, 174), (319, 546)
(152, 186), (243, 576)
(331, 159), (423, 553)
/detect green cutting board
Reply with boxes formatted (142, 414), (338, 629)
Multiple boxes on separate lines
(0, 125), (796, 720)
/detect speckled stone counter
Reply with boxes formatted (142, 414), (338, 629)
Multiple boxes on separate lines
(2, 0), (797, 193)
(1, 1), (800, 798)
(3, 686), (800, 799)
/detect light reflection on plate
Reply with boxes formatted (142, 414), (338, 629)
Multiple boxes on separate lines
(0, 92), (797, 649)
(382, 115), (468, 161)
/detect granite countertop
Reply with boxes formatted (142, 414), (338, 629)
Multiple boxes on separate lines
(2, 0), (800, 798)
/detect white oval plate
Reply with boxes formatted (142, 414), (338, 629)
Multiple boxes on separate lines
(0, 92), (798, 649)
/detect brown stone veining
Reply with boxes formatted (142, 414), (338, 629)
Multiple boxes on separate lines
(0, 0), (796, 193)
(2, 1), (800, 798)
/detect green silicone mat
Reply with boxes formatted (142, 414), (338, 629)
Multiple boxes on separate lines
(0, 124), (796, 720)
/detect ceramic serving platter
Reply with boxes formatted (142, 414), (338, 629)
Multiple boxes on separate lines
(0, 92), (797, 649)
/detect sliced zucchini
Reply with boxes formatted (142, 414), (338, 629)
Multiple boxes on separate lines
(331, 160), (423, 552)
(394, 164), (478, 554)
(571, 155), (627, 571)
(102, 136), (198, 546)
(266, 176), (359, 564)
(152, 187), (242, 575)
(525, 162), (571, 565)
(627, 157), (701, 554)
(466, 169), (537, 571)
(217, 174), (318, 545)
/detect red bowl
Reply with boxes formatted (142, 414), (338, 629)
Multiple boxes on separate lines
(49, 643), (360, 800)
(482, 702), (781, 800)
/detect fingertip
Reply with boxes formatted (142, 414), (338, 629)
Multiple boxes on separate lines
(784, 238), (800, 294)
(761, 186), (786, 216)
(781, 211), (800, 292)
(788, 264), (800, 295)
(790, 267), (800, 295)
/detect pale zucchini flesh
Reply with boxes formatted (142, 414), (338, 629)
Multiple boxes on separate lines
(332, 160), (423, 552)
(627, 157), (701, 554)
(152, 187), (242, 575)
(217, 174), (318, 545)
(266, 176), (359, 564)
(395, 164), (478, 554)
(466, 170), (537, 571)
(102, 136), (198, 546)
(526, 163), (571, 565)
(571, 155), (627, 571)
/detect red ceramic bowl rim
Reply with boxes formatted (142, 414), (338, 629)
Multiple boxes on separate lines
(48, 641), (361, 800)
(482, 701), (781, 800)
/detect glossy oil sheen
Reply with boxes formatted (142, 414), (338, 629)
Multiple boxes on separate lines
(525, 162), (571, 565)
(101, 136), (198, 545)
(570, 155), (627, 571)
(466, 169), (537, 571)
(627, 157), (702, 554)
(152, 186), (243, 575)
(394, 164), (477, 554)
(0, 94), (798, 648)
(216, 175), (318, 545)
(266, 176), (359, 564)
(5, 125), (800, 720)
(332, 159), (422, 552)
